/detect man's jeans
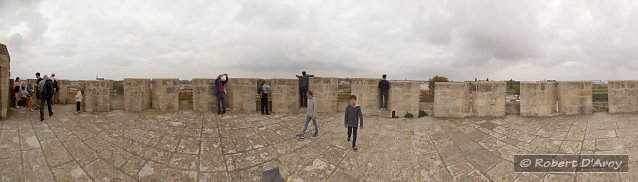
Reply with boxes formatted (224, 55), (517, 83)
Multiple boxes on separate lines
(217, 94), (226, 113)
(300, 116), (318, 136)
(380, 91), (389, 109)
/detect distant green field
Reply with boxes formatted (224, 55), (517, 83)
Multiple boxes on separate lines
(592, 89), (608, 102)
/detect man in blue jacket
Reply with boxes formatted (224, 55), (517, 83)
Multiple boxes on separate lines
(215, 74), (229, 115)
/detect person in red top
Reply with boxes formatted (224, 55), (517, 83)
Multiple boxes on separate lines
(215, 74), (229, 114)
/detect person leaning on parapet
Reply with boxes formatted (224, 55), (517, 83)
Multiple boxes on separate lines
(378, 74), (390, 111)
(51, 73), (59, 105)
(259, 80), (271, 115)
(295, 71), (314, 108)
(215, 73), (229, 115)
(26, 80), (35, 112)
(13, 77), (22, 109)
(39, 75), (55, 122)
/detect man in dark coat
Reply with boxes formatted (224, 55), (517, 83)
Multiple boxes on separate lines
(295, 71), (314, 108)
(39, 75), (54, 121)
(378, 74), (390, 111)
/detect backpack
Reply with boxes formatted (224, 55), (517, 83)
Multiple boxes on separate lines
(41, 80), (54, 99)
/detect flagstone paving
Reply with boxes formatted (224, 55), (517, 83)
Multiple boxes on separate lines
(1, 105), (637, 181)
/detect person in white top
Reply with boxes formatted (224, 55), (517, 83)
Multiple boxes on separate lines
(75, 86), (82, 115)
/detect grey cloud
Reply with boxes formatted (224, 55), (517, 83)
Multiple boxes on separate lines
(1, 0), (638, 81)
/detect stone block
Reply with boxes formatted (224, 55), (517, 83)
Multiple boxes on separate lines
(608, 80), (638, 113)
(557, 81), (592, 115)
(388, 81), (421, 117)
(226, 78), (257, 113)
(192, 78), (216, 112)
(520, 81), (558, 116)
(270, 79), (299, 114)
(309, 77), (338, 113)
(471, 81), (506, 117)
(152, 79), (179, 111)
(433, 82), (471, 118)
(124, 79), (151, 112)
(79, 80), (111, 112)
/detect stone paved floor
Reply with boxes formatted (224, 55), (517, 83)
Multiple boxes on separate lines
(0, 105), (637, 181)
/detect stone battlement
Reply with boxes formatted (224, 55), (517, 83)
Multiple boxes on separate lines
(4, 77), (638, 119)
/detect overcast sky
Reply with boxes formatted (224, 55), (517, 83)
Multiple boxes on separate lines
(1, 0), (638, 81)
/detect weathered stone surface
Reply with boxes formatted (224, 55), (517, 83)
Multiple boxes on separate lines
(558, 81), (593, 115)
(79, 80), (111, 112)
(2, 105), (638, 181)
(124, 78), (152, 111)
(152, 78), (179, 111)
(192, 78), (217, 112)
(433, 82), (471, 118)
(350, 78), (381, 111)
(55, 80), (69, 105)
(226, 78), (257, 113)
(270, 79), (299, 114)
(0, 43), (9, 120)
(388, 81), (421, 117)
(471, 81), (506, 117)
(520, 81), (558, 116)
(309, 77), (338, 113)
(608, 80), (638, 113)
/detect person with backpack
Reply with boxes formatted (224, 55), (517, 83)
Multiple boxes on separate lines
(215, 73), (229, 115)
(39, 75), (54, 122)
(259, 80), (271, 115)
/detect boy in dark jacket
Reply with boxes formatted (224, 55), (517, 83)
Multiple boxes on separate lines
(344, 95), (363, 151)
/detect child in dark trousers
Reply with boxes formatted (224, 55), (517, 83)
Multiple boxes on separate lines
(75, 87), (82, 115)
(344, 95), (363, 151)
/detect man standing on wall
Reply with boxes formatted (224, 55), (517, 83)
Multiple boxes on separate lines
(296, 71), (314, 108)
(39, 75), (54, 121)
(215, 73), (229, 115)
(378, 74), (390, 111)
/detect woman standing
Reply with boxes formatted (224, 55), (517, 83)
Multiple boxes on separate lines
(13, 77), (22, 109)
(259, 80), (271, 115)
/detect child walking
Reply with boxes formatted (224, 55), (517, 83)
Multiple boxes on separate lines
(345, 95), (363, 151)
(296, 90), (318, 139)
(75, 87), (82, 115)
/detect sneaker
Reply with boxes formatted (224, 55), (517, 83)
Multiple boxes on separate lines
(299, 136), (305, 139)
(295, 134), (302, 137)
(353, 147), (358, 151)
(312, 133), (318, 138)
